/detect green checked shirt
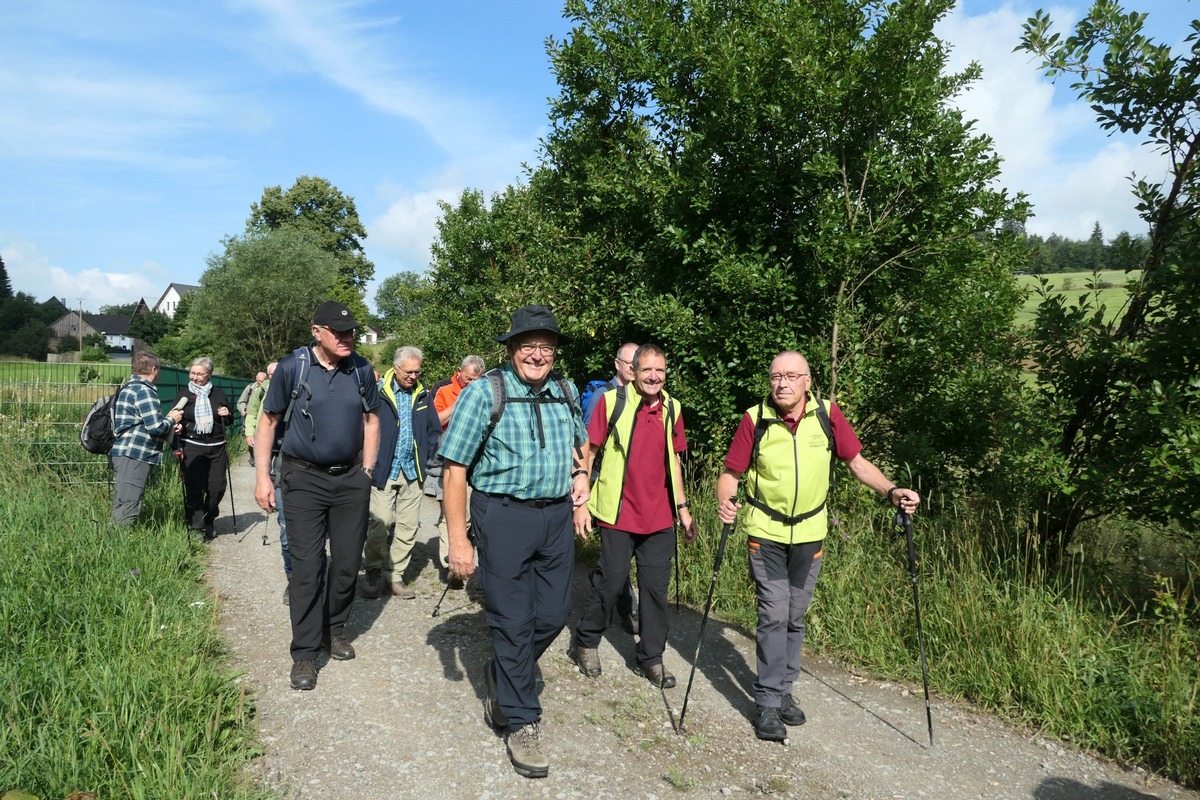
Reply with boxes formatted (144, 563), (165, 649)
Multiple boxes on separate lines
(438, 364), (586, 500)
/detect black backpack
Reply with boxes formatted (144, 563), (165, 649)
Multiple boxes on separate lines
(80, 385), (127, 454)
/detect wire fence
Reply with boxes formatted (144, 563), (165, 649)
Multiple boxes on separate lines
(0, 361), (252, 485)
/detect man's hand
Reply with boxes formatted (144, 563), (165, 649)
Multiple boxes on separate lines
(679, 508), (698, 542)
(571, 473), (590, 508)
(254, 476), (276, 513)
(573, 505), (593, 539)
(448, 535), (475, 581)
(889, 487), (921, 515)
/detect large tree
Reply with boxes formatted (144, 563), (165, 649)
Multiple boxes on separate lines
(509, 0), (1029, 472)
(1018, 3), (1200, 557)
(0, 255), (12, 299)
(187, 229), (342, 376)
(246, 175), (375, 296)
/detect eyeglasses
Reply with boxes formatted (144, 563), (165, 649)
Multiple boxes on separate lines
(616, 358), (634, 368)
(320, 326), (356, 339)
(399, 369), (422, 377)
(769, 372), (809, 384)
(516, 343), (557, 356)
(189, 371), (210, 378)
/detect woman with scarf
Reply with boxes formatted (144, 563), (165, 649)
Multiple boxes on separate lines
(173, 357), (232, 540)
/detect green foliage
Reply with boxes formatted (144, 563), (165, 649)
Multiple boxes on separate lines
(246, 175), (374, 296)
(98, 302), (139, 316)
(187, 229), (341, 376)
(126, 310), (171, 344)
(0, 293), (62, 358)
(80, 345), (108, 362)
(0, 254), (11, 299)
(0, 442), (269, 799)
(1016, 2), (1200, 557)
(1024, 228), (1149, 274)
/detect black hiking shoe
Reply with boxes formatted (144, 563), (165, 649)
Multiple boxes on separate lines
(754, 705), (787, 741)
(780, 694), (807, 726)
(290, 659), (317, 691)
(568, 638), (601, 677)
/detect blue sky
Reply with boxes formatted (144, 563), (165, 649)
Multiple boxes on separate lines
(1, 0), (1193, 313)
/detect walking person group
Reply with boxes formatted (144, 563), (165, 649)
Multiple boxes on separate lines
(112, 299), (922, 780)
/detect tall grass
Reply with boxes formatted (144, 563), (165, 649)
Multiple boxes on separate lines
(674, 477), (1199, 787)
(0, 441), (271, 799)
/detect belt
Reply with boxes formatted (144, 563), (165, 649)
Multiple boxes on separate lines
(478, 491), (569, 509)
(281, 454), (360, 476)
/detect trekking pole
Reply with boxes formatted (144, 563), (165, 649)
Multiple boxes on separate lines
(678, 516), (736, 732)
(431, 581), (452, 618)
(225, 442), (238, 532)
(897, 509), (933, 746)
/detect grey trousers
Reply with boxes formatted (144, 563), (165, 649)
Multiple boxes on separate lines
(111, 456), (155, 526)
(748, 536), (824, 707)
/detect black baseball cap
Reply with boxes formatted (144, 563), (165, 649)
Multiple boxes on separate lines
(312, 301), (359, 332)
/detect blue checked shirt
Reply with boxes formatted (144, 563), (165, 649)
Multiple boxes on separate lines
(110, 377), (173, 465)
(389, 382), (418, 482)
(438, 364), (585, 500)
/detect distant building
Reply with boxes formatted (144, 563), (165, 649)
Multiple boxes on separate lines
(358, 325), (383, 346)
(153, 283), (200, 318)
(49, 299), (149, 353)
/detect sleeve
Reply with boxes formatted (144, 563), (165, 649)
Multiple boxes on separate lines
(828, 402), (863, 461)
(672, 406), (688, 454)
(586, 394), (610, 448)
(262, 360), (293, 416)
(359, 362), (381, 413)
(434, 383), (452, 415)
(569, 382), (587, 447)
(722, 413), (757, 473)
(139, 384), (172, 436)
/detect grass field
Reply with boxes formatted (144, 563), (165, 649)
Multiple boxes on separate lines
(1014, 269), (1141, 328)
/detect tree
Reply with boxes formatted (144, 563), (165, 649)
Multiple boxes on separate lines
(375, 271), (434, 329)
(126, 310), (171, 344)
(0, 255), (11, 299)
(187, 229), (342, 376)
(246, 176), (375, 295)
(100, 302), (139, 316)
(1018, 3), (1200, 558)
(513, 0), (1029, 472)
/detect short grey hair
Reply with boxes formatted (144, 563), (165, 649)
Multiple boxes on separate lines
(394, 346), (424, 367)
(190, 357), (214, 375)
(633, 343), (666, 370)
(460, 355), (485, 374)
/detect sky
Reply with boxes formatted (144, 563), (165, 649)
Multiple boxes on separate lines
(1, 0), (1194, 314)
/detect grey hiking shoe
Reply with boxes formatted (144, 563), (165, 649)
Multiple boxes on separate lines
(569, 640), (601, 677)
(754, 705), (787, 741)
(635, 662), (676, 689)
(388, 580), (416, 600)
(484, 660), (507, 730)
(505, 722), (549, 778)
(780, 694), (807, 726)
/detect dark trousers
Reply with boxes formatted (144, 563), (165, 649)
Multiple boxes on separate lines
(747, 537), (824, 707)
(280, 462), (370, 661)
(472, 491), (574, 731)
(575, 526), (675, 667)
(181, 442), (228, 532)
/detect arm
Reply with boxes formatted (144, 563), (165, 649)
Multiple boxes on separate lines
(444, 462), (474, 579)
(716, 469), (743, 524)
(362, 410), (380, 473)
(845, 453), (920, 513)
(671, 450), (697, 542)
(437, 405), (454, 427)
(572, 443), (598, 539)
(254, 411), (280, 511)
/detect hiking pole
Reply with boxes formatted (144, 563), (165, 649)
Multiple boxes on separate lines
(678, 517), (736, 732)
(225, 443), (238, 532)
(897, 509), (933, 746)
(431, 581), (452, 618)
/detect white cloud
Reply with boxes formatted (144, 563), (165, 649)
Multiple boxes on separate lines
(1, 239), (164, 312)
(936, 2), (1171, 240)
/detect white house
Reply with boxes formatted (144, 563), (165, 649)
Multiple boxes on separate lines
(153, 283), (200, 318)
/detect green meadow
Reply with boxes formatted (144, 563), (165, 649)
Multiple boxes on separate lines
(1014, 269), (1141, 328)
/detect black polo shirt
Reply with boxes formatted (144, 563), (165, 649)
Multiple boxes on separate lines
(263, 345), (380, 467)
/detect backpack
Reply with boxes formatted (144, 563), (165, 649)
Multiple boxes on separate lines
(81, 382), (135, 455)
(467, 369), (579, 480)
(579, 379), (611, 421)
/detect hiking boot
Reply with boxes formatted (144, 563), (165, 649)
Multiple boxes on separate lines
(569, 640), (601, 677)
(484, 659), (507, 731)
(389, 581), (416, 600)
(635, 662), (676, 689)
(328, 634), (355, 661)
(290, 659), (317, 690)
(505, 723), (549, 778)
(780, 694), (807, 726)
(362, 568), (385, 599)
(754, 705), (787, 741)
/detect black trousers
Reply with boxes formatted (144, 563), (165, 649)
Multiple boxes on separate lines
(575, 526), (675, 666)
(472, 491), (574, 731)
(181, 441), (228, 532)
(279, 462), (370, 661)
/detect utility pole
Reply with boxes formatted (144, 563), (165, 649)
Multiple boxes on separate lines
(77, 298), (83, 355)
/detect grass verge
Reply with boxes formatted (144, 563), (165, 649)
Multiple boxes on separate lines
(0, 441), (271, 799)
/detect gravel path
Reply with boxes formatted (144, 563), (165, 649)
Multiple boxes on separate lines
(208, 458), (1197, 800)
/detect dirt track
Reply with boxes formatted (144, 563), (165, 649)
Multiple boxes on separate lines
(207, 457), (1197, 800)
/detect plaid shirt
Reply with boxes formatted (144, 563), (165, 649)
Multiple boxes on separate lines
(439, 364), (585, 500)
(110, 376), (173, 465)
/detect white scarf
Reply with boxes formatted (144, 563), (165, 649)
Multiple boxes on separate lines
(190, 381), (214, 434)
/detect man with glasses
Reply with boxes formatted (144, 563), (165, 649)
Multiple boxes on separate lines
(716, 350), (920, 741)
(362, 346), (440, 600)
(439, 305), (588, 779)
(254, 301), (381, 691)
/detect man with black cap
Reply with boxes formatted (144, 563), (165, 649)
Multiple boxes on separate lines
(438, 304), (589, 779)
(254, 300), (381, 691)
